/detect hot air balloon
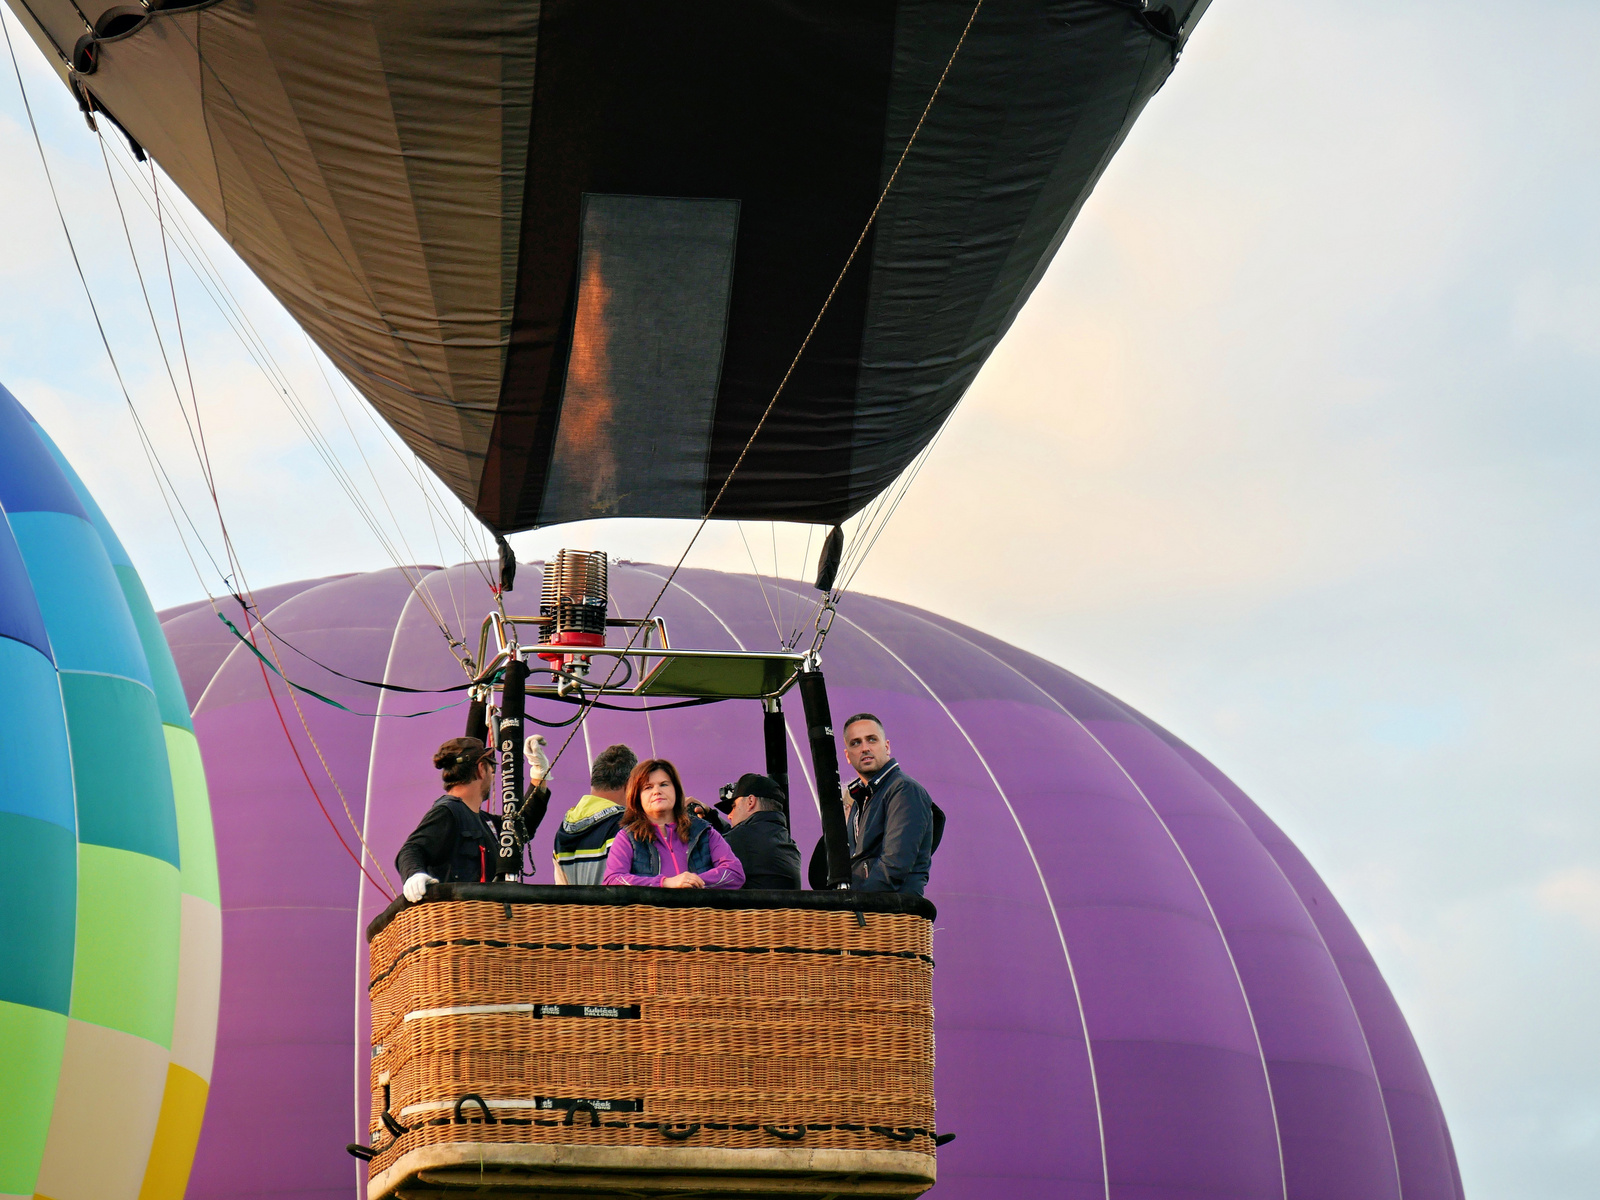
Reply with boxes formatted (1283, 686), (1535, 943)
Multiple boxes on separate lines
(0, 383), (221, 1200)
(161, 563), (1464, 1200)
(5, 0), (1207, 531)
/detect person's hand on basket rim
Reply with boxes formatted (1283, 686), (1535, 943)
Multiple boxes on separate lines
(662, 871), (705, 889)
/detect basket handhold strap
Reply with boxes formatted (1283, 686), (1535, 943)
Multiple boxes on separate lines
(870, 1125), (918, 1143)
(563, 1101), (600, 1128)
(764, 1124), (807, 1141)
(454, 1094), (497, 1125)
(380, 1082), (410, 1137)
(347, 1082), (409, 1159)
(658, 1123), (701, 1141)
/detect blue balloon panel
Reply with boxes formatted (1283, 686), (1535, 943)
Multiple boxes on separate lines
(0, 514), (51, 660)
(8, 512), (154, 688)
(0, 639), (75, 832)
(0, 385), (87, 520)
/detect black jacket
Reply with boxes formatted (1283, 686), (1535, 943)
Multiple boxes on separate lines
(396, 796), (499, 883)
(846, 759), (934, 895)
(724, 810), (802, 890)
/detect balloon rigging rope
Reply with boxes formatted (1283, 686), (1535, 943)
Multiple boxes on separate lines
(839, 413), (953, 593)
(3, 25), (224, 589)
(110, 130), (400, 892)
(143, 152), (402, 895)
(145, 151), (477, 634)
(5, 17), (397, 896)
(1, 36), (241, 612)
(307, 338), (460, 622)
(737, 521), (784, 643)
(97, 136), (223, 543)
(781, 412), (933, 651)
(776, 409), (954, 651)
(96, 127), (496, 646)
(5, 16), (396, 902)
(540, 0), (988, 780)
(301, 335), (499, 603)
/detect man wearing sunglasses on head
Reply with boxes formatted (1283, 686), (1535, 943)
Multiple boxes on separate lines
(398, 737), (502, 903)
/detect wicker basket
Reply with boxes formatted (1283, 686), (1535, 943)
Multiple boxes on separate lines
(365, 884), (937, 1199)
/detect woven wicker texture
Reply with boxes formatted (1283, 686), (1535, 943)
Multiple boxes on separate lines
(367, 900), (934, 1176)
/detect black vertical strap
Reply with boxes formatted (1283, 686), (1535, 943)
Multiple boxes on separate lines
(763, 698), (789, 819)
(797, 662), (851, 888)
(813, 524), (844, 591)
(495, 532), (518, 592)
(496, 659), (529, 878)
(465, 695), (488, 742)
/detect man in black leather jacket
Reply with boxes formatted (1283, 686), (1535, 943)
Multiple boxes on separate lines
(841, 714), (934, 895)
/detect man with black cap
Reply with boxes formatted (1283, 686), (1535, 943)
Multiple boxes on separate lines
(721, 773), (802, 891)
(397, 737), (501, 903)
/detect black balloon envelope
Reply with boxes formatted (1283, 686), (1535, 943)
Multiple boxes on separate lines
(7, 0), (1208, 530)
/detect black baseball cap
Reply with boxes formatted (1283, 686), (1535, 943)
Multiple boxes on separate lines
(434, 737), (494, 771)
(719, 773), (785, 812)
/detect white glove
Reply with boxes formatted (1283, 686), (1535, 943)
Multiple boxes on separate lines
(403, 872), (437, 903)
(525, 734), (550, 787)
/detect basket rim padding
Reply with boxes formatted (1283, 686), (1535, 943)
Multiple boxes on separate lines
(367, 881), (936, 941)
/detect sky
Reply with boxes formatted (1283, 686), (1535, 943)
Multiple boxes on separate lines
(3, 2), (1597, 1196)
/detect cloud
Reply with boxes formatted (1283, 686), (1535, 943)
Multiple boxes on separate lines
(1538, 869), (1600, 933)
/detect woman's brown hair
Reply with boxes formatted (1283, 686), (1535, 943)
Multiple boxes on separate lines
(621, 759), (690, 843)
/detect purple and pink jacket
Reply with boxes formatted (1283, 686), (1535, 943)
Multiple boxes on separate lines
(603, 820), (745, 889)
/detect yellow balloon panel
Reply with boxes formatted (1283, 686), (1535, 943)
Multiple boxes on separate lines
(136, 1064), (211, 1200)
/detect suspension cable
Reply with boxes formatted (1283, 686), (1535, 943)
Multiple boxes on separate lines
(146, 161), (405, 890)
(737, 522), (784, 644)
(102, 135), (481, 666)
(4, 14), (398, 896)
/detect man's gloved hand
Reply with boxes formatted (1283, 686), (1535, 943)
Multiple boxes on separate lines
(402, 873), (437, 903)
(525, 734), (550, 787)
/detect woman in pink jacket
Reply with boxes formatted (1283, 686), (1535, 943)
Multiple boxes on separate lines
(603, 758), (745, 889)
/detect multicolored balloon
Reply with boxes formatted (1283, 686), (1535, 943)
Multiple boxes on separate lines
(0, 384), (219, 1200)
(163, 562), (1463, 1200)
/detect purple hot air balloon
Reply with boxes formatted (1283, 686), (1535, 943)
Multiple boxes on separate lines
(160, 563), (1464, 1200)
